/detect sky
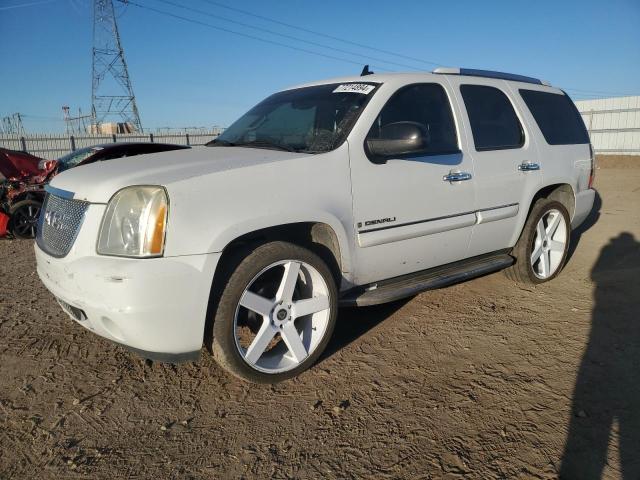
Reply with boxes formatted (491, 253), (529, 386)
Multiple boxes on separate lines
(1, 0), (639, 133)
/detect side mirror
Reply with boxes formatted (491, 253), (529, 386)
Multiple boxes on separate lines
(366, 121), (428, 162)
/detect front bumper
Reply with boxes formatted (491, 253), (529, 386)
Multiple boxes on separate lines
(35, 244), (221, 362)
(572, 188), (596, 229)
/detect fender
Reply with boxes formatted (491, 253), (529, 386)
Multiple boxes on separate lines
(207, 210), (355, 278)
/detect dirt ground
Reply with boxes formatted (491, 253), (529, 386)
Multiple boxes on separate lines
(1, 167), (639, 480)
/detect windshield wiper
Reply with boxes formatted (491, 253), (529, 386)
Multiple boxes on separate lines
(233, 140), (297, 153)
(206, 138), (236, 147)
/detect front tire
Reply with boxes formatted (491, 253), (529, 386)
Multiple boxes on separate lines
(211, 241), (338, 383)
(9, 199), (42, 239)
(506, 199), (570, 284)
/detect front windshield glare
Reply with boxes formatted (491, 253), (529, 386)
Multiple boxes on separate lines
(210, 82), (378, 153)
(57, 147), (97, 172)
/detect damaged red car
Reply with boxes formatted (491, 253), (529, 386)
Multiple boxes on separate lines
(0, 148), (54, 238)
(0, 142), (190, 238)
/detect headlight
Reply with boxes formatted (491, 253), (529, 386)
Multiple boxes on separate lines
(97, 186), (168, 258)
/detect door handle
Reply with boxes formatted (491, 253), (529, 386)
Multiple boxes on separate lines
(518, 162), (540, 171)
(443, 171), (472, 182)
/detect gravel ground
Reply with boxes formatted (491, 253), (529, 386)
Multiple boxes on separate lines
(0, 167), (639, 479)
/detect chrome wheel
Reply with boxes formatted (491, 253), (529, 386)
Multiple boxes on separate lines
(233, 260), (331, 374)
(531, 208), (567, 279)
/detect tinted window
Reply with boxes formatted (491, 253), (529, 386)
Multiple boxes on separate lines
(520, 89), (589, 145)
(460, 85), (524, 151)
(367, 83), (458, 155)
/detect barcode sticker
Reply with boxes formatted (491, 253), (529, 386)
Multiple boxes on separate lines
(333, 83), (376, 94)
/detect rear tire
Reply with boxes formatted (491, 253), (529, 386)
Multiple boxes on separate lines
(211, 241), (338, 383)
(9, 199), (42, 239)
(505, 199), (570, 284)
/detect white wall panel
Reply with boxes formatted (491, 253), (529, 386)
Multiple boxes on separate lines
(576, 96), (640, 154)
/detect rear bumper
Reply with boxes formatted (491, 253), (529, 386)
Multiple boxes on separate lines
(35, 244), (221, 362)
(572, 188), (596, 229)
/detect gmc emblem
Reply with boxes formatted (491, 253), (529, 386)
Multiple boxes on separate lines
(44, 210), (66, 230)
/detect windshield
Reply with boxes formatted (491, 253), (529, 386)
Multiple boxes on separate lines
(209, 82), (379, 153)
(56, 147), (100, 172)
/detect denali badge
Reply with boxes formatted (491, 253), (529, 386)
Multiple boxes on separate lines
(358, 216), (397, 228)
(44, 210), (66, 230)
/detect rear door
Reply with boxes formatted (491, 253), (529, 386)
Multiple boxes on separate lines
(518, 87), (592, 212)
(348, 81), (477, 284)
(446, 77), (542, 256)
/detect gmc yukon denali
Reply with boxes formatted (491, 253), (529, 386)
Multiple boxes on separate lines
(35, 68), (596, 383)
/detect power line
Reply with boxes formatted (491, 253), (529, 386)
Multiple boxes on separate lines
(195, 0), (443, 67)
(155, 0), (423, 71)
(194, 0), (638, 98)
(122, 0), (393, 71)
(565, 87), (638, 97)
(127, 0), (639, 99)
(21, 114), (65, 121)
(0, 0), (58, 10)
(564, 89), (637, 99)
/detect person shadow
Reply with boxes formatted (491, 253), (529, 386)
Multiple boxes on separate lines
(560, 232), (640, 479)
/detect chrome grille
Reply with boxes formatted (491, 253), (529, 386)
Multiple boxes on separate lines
(36, 193), (89, 258)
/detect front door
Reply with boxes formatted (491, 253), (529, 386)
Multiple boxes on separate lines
(348, 81), (476, 285)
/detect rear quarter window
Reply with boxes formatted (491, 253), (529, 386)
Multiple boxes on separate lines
(519, 89), (589, 145)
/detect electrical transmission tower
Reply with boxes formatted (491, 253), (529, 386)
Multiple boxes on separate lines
(92, 0), (142, 132)
(1, 113), (25, 135)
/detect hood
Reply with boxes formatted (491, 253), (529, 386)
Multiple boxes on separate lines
(0, 149), (46, 181)
(49, 146), (308, 202)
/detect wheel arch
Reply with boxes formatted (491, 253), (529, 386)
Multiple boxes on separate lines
(8, 189), (46, 207)
(527, 183), (576, 220)
(207, 212), (353, 278)
(510, 183), (576, 248)
(217, 221), (345, 283)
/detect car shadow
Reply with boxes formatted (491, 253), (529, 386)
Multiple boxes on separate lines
(559, 232), (640, 478)
(566, 190), (602, 264)
(319, 298), (411, 363)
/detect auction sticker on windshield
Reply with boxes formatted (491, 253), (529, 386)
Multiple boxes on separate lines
(333, 83), (376, 94)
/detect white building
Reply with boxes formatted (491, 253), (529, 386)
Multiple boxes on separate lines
(575, 96), (640, 155)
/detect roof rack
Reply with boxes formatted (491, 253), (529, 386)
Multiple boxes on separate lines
(433, 67), (551, 86)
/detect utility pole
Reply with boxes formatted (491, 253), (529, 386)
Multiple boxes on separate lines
(91, 0), (142, 132)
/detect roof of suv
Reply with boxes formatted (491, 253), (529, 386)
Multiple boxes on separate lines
(289, 68), (561, 93)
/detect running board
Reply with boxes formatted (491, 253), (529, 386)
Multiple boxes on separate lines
(339, 252), (514, 307)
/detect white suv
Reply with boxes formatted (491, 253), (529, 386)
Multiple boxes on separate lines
(35, 68), (596, 382)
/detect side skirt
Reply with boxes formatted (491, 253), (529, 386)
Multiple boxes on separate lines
(339, 250), (514, 307)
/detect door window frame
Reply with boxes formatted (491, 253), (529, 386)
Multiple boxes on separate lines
(363, 82), (462, 164)
(459, 84), (526, 152)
